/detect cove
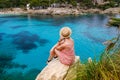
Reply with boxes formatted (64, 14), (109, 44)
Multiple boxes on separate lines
(0, 14), (118, 74)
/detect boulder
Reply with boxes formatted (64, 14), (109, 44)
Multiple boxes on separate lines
(103, 8), (120, 14)
(35, 56), (80, 80)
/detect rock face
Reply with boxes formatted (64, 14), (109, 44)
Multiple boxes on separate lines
(0, 7), (120, 15)
(35, 56), (80, 80)
(102, 8), (120, 14)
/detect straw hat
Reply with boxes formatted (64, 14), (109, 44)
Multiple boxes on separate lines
(60, 27), (72, 38)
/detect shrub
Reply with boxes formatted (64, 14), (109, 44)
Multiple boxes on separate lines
(70, 0), (77, 7)
(77, 49), (120, 80)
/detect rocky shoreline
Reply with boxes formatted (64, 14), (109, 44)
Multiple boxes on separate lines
(0, 7), (120, 15)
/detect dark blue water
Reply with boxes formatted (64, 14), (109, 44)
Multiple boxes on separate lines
(0, 14), (118, 79)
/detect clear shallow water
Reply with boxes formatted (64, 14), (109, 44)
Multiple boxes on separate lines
(0, 14), (118, 79)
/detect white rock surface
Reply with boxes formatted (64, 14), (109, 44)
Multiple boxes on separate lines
(35, 56), (80, 80)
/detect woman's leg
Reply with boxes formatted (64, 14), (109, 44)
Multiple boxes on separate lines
(48, 50), (55, 61)
(48, 43), (59, 61)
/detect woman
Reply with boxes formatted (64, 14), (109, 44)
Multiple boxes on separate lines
(35, 27), (76, 80)
(47, 27), (75, 66)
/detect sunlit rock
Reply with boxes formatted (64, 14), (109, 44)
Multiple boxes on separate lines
(103, 40), (113, 45)
(35, 56), (80, 80)
(88, 57), (92, 63)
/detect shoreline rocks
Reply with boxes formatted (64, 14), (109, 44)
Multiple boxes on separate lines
(0, 8), (28, 15)
(102, 8), (120, 14)
(0, 7), (120, 16)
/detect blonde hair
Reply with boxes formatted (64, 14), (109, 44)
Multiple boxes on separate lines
(60, 27), (72, 38)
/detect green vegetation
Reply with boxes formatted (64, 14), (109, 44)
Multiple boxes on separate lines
(97, 1), (116, 10)
(108, 17), (120, 47)
(77, 50), (120, 80)
(80, 0), (95, 9)
(30, 0), (49, 8)
(108, 17), (120, 28)
(105, 17), (120, 52)
(0, 0), (119, 9)
(70, 0), (77, 7)
(0, 0), (29, 8)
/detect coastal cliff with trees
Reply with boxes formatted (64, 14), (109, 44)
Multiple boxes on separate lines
(0, 0), (120, 9)
(0, 0), (120, 15)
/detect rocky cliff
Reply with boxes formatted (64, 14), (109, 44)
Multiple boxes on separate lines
(35, 56), (80, 80)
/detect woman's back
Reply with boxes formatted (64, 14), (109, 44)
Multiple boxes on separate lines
(55, 38), (75, 66)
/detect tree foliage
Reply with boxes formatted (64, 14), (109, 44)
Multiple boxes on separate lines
(70, 0), (77, 7)
(108, 18), (120, 28)
(107, 17), (120, 51)
(79, 0), (94, 8)
(0, 0), (29, 8)
(0, 0), (119, 9)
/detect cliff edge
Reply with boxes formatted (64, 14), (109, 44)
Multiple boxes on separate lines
(35, 56), (80, 80)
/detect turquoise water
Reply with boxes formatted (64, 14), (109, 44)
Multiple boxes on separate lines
(0, 14), (118, 79)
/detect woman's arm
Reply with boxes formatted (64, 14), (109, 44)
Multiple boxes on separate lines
(47, 42), (60, 63)
(50, 43), (59, 53)
(54, 43), (66, 56)
(56, 43), (66, 51)
(47, 38), (65, 63)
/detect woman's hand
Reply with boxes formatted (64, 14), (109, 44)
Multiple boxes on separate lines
(59, 38), (65, 45)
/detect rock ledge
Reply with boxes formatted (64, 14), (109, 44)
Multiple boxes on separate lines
(36, 56), (80, 80)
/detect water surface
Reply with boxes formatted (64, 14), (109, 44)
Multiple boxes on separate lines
(0, 14), (118, 79)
